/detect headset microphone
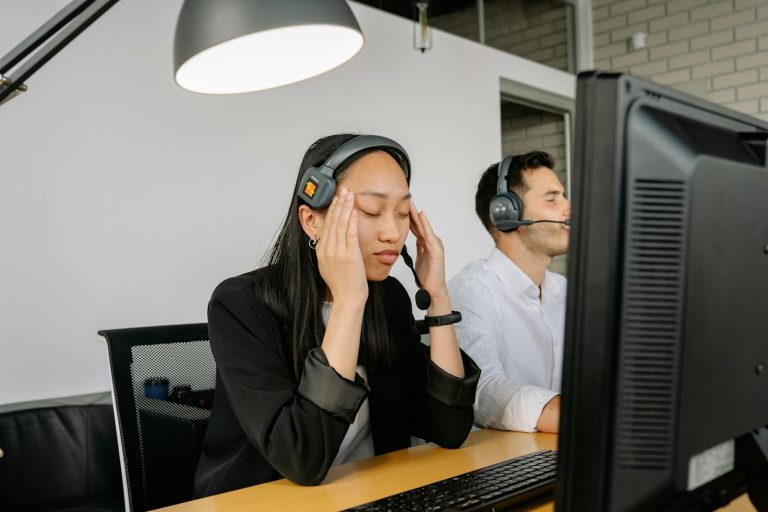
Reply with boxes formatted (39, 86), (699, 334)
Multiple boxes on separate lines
(516, 219), (570, 227)
(400, 246), (431, 310)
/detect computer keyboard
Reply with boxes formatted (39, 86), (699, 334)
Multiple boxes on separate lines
(345, 449), (557, 511)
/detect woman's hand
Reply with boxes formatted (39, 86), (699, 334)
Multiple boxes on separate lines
(409, 200), (449, 304)
(410, 200), (464, 378)
(316, 188), (368, 306)
(316, 188), (367, 380)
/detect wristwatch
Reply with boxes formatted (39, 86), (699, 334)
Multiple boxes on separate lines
(423, 310), (462, 327)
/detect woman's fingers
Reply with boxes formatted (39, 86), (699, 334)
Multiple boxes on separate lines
(409, 199), (426, 239)
(419, 209), (436, 237)
(319, 188), (356, 260)
(419, 211), (443, 252)
(320, 194), (340, 254)
(410, 201), (428, 258)
(337, 190), (355, 251)
(410, 201), (442, 255)
(347, 207), (359, 249)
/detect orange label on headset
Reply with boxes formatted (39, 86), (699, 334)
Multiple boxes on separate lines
(304, 181), (317, 197)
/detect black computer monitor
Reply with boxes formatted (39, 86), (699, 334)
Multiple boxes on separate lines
(556, 72), (768, 512)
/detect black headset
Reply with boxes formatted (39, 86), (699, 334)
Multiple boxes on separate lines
(297, 135), (410, 208)
(488, 154), (570, 232)
(297, 135), (431, 310)
(489, 155), (527, 232)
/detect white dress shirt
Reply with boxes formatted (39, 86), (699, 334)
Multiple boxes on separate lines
(447, 248), (566, 432)
(321, 302), (376, 466)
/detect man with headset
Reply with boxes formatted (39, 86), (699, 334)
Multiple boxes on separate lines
(447, 151), (570, 433)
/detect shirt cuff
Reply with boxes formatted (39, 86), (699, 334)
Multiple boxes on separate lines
(297, 348), (370, 424)
(425, 347), (481, 407)
(502, 385), (559, 433)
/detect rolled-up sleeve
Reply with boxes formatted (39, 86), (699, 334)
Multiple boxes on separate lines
(406, 333), (480, 449)
(425, 349), (480, 407)
(298, 348), (370, 424)
(450, 279), (556, 433)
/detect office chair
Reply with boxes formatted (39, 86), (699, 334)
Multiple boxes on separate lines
(0, 393), (123, 511)
(99, 323), (213, 512)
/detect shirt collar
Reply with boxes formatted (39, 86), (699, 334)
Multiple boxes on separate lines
(487, 247), (539, 300)
(487, 247), (563, 303)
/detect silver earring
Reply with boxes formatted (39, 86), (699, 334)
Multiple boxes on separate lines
(308, 237), (318, 250)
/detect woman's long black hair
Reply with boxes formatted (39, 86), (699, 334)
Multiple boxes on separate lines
(261, 134), (405, 378)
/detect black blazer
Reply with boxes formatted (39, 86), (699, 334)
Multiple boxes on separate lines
(193, 268), (480, 497)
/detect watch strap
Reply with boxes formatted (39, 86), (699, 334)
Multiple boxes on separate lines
(423, 310), (462, 327)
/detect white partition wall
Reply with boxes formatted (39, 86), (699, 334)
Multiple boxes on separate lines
(0, 0), (575, 405)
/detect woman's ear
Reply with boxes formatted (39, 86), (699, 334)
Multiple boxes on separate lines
(298, 204), (324, 240)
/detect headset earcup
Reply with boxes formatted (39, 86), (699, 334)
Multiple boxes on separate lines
(489, 192), (523, 232)
(297, 167), (337, 209)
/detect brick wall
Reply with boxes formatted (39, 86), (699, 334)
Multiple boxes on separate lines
(432, 0), (571, 72)
(430, 2), (480, 43)
(501, 104), (567, 180)
(432, 0), (767, 119)
(593, 0), (768, 121)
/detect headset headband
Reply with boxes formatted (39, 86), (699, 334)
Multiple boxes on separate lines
(297, 134), (411, 209)
(489, 154), (524, 232)
(496, 155), (514, 195)
(318, 135), (411, 183)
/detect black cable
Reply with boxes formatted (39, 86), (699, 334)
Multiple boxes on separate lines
(400, 246), (431, 310)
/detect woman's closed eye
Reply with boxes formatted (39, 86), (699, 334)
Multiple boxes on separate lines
(358, 209), (410, 218)
(359, 209), (381, 217)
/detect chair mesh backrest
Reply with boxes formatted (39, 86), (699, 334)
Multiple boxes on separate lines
(100, 324), (214, 512)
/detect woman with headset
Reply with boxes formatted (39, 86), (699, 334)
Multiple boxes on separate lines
(193, 134), (480, 497)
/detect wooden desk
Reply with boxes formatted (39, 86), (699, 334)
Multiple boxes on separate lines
(157, 429), (756, 512)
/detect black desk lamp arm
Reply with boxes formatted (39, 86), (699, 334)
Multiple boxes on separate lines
(0, 0), (119, 106)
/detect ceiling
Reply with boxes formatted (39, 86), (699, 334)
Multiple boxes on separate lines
(356, 0), (477, 19)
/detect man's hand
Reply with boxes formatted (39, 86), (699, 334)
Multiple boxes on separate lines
(536, 395), (560, 433)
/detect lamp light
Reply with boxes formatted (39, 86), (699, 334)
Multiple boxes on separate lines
(173, 0), (365, 94)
